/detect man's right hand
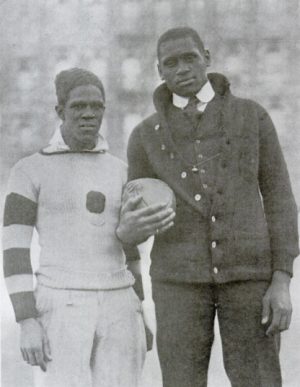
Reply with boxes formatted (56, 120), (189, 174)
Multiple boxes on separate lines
(20, 318), (52, 372)
(116, 194), (176, 245)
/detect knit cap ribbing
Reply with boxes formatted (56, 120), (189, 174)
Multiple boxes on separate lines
(55, 68), (105, 105)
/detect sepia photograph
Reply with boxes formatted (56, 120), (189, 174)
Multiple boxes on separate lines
(1, 1), (299, 386)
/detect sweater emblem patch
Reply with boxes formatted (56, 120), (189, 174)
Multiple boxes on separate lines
(86, 191), (106, 214)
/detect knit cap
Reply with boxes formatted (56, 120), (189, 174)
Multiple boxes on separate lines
(55, 67), (105, 105)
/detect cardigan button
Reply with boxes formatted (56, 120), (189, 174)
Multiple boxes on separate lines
(154, 124), (160, 131)
(194, 194), (202, 201)
(181, 171), (187, 179)
(213, 267), (218, 274)
(212, 241), (217, 248)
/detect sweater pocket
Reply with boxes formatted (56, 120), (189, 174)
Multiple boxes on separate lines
(86, 191), (106, 226)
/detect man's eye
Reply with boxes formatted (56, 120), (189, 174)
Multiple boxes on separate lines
(72, 103), (85, 110)
(92, 103), (105, 110)
(165, 60), (177, 68)
(184, 54), (195, 62)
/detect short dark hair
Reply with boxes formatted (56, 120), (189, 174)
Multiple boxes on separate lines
(157, 27), (205, 58)
(55, 68), (105, 106)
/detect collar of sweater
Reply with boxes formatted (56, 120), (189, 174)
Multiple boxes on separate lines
(41, 127), (109, 154)
(153, 73), (231, 121)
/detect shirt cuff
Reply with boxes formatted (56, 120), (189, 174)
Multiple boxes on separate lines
(272, 255), (295, 277)
(123, 244), (140, 262)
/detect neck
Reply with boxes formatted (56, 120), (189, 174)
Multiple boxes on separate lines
(61, 128), (96, 151)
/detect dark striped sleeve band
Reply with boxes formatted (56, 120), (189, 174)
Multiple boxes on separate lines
(3, 248), (32, 277)
(4, 192), (37, 227)
(10, 292), (38, 322)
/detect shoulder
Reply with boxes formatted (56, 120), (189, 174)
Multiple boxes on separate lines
(233, 95), (273, 125)
(6, 153), (44, 197)
(101, 152), (128, 183)
(11, 152), (44, 175)
(104, 152), (127, 170)
(128, 113), (160, 149)
(130, 113), (159, 137)
(227, 94), (276, 140)
(227, 90), (270, 118)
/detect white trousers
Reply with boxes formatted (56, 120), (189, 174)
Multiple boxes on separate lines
(34, 285), (146, 387)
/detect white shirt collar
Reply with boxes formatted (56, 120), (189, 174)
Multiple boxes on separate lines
(43, 128), (109, 153)
(173, 80), (215, 109)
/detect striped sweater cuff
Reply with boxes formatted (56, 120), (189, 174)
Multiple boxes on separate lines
(10, 291), (38, 322)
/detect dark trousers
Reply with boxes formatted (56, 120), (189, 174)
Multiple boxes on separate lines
(152, 280), (281, 387)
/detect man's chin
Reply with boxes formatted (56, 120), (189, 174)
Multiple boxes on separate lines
(174, 84), (199, 97)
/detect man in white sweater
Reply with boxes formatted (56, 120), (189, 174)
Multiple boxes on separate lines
(3, 68), (175, 387)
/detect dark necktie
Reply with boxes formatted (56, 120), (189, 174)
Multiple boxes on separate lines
(184, 95), (202, 128)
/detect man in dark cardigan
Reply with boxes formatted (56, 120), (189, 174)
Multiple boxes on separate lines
(116, 27), (299, 387)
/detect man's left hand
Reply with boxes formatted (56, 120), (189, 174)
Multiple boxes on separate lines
(262, 270), (292, 336)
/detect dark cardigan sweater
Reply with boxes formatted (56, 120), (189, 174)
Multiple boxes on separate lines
(127, 73), (299, 284)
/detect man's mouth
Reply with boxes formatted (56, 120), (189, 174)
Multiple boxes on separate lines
(177, 78), (195, 86)
(80, 124), (97, 129)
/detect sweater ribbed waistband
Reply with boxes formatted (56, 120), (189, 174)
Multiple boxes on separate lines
(36, 267), (135, 290)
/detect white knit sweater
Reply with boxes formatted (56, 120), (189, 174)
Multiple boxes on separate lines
(3, 132), (134, 321)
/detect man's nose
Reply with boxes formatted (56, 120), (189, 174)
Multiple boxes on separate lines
(82, 105), (95, 117)
(176, 60), (190, 74)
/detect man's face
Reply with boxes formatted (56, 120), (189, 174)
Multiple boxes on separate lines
(158, 36), (210, 97)
(59, 84), (105, 150)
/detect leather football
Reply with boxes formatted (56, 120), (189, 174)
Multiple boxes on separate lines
(123, 178), (176, 211)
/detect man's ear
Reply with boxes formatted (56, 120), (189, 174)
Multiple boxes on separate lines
(204, 49), (211, 67)
(157, 63), (164, 80)
(55, 105), (65, 121)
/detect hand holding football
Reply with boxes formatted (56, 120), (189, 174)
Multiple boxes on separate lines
(122, 178), (176, 211)
(116, 178), (176, 245)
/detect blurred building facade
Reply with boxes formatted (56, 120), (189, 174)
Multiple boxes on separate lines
(1, 0), (299, 196)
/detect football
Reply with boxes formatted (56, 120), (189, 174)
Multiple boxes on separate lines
(123, 178), (176, 211)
